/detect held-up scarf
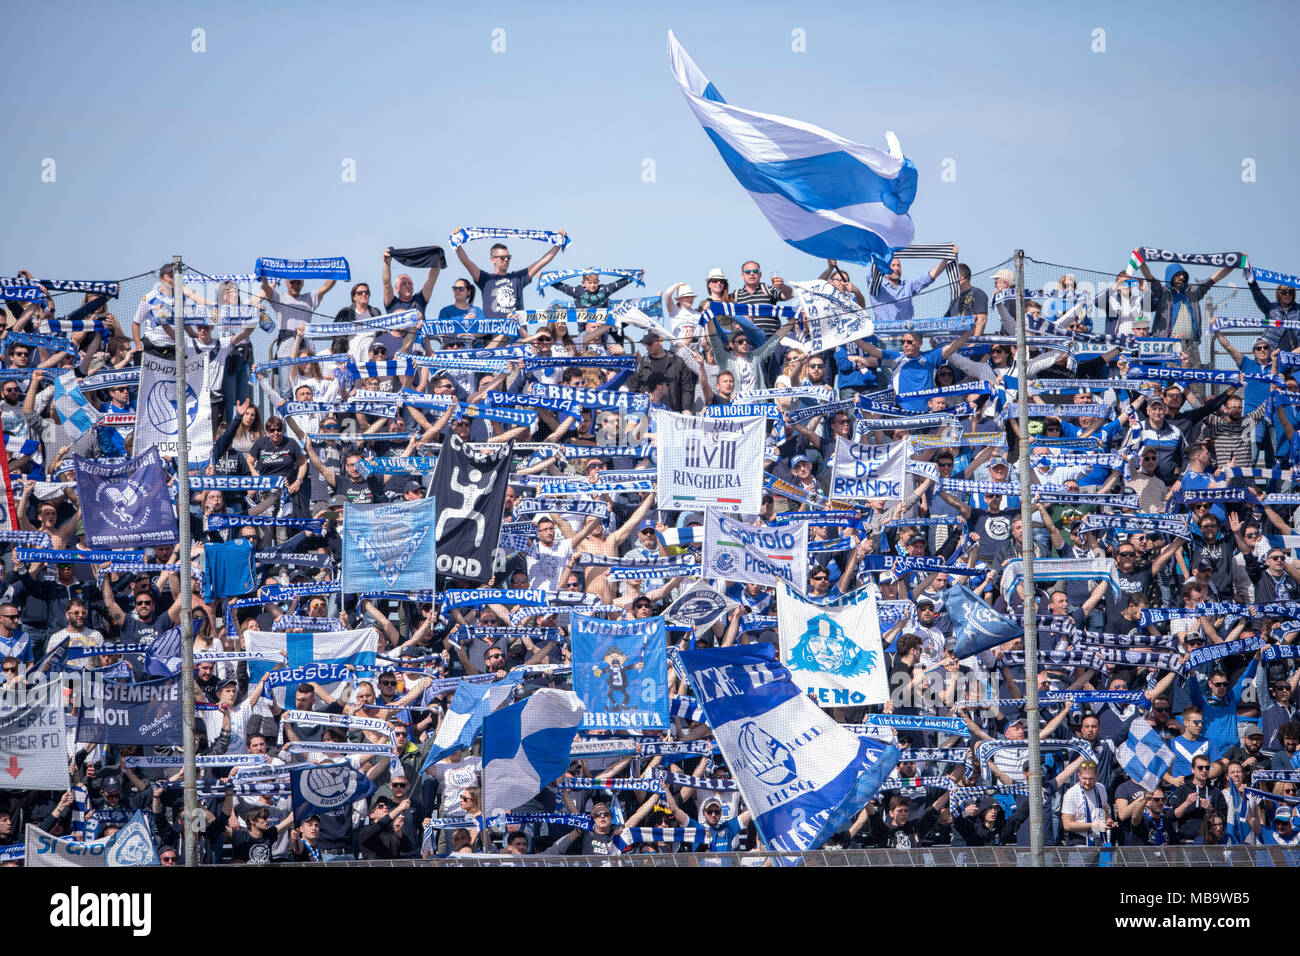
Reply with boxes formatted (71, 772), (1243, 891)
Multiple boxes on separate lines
(0, 276), (119, 297)
(5, 331), (79, 358)
(1186, 634), (1267, 669)
(449, 226), (569, 249)
(1127, 247), (1244, 273)
(1033, 452), (1125, 470)
(558, 777), (666, 794)
(1173, 488), (1260, 504)
(1263, 644), (1300, 662)
(535, 267), (643, 294)
(254, 256), (350, 280)
(1027, 378), (1155, 394)
(897, 382), (994, 402)
(282, 741), (392, 755)
(16, 548), (147, 564)
(706, 301), (800, 320)
(1003, 649), (1104, 672)
(872, 316), (975, 338)
(702, 402), (781, 419)
(653, 769), (739, 793)
(251, 354), (351, 374)
(303, 308), (420, 337)
(887, 557), (984, 576)
(0, 530), (52, 546)
(739, 384), (836, 404)
(1067, 631), (1177, 651)
(1252, 770), (1300, 785)
(281, 709), (395, 740)
(1078, 513), (1191, 539)
(272, 614), (343, 631)
(940, 478), (1020, 496)
(1212, 317), (1300, 333)
(999, 402), (1111, 420)
(1127, 364), (1249, 385)
(207, 515), (326, 531)
(77, 367), (142, 391)
(1096, 648), (1188, 674)
(857, 411), (960, 430)
(861, 714), (969, 736)
(1032, 486), (1140, 508)
(356, 457), (437, 477)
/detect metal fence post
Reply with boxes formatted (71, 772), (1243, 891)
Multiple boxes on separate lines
(173, 255), (198, 866)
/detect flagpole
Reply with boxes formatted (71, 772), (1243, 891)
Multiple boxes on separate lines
(174, 254), (198, 867)
(1013, 249), (1044, 867)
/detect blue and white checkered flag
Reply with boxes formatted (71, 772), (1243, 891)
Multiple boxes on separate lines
(1116, 718), (1174, 790)
(52, 369), (100, 436)
(482, 689), (585, 814)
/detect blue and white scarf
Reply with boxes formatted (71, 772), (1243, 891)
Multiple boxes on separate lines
(897, 381), (994, 402)
(1174, 488), (1260, 504)
(1262, 644), (1300, 662)
(886, 556), (983, 576)
(1029, 378), (1155, 394)
(535, 267), (643, 294)
(784, 398), (858, 426)
(1032, 486), (1140, 508)
(941, 478), (1019, 496)
(304, 308), (419, 337)
(1, 276), (119, 297)
(272, 614), (343, 632)
(1078, 512), (1191, 539)
(1186, 634), (1266, 669)
(254, 256), (350, 280)
(702, 402), (782, 419)
(448, 226), (569, 249)
(189, 475), (285, 491)
(0, 530), (52, 546)
(251, 354), (351, 374)
(355, 457), (437, 477)
(421, 314), (521, 338)
(872, 316), (973, 337)
(861, 714), (968, 736)
(558, 777), (665, 794)
(0, 283), (45, 301)
(910, 431), (1008, 450)
(1000, 402), (1111, 421)
(858, 411), (961, 431)
(40, 318), (107, 336)
(5, 331), (78, 358)
(16, 547), (147, 564)
(1212, 317), (1300, 333)
(653, 769), (739, 793)
(207, 514), (326, 530)
(706, 301), (799, 320)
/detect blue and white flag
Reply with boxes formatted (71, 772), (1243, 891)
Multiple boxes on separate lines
(571, 613), (668, 730)
(1116, 718), (1175, 790)
(342, 496), (437, 593)
(73, 447), (177, 549)
(676, 642), (900, 853)
(481, 689), (585, 814)
(777, 582), (888, 708)
(420, 670), (525, 770)
(104, 810), (160, 866)
(667, 31), (915, 269)
(245, 628), (379, 708)
(290, 763), (377, 818)
(944, 583), (1023, 659)
(51, 369), (99, 436)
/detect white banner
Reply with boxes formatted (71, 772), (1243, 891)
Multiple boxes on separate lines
(829, 436), (908, 500)
(781, 280), (875, 354)
(702, 510), (808, 593)
(133, 350), (212, 461)
(25, 824), (111, 867)
(777, 582), (889, 708)
(653, 408), (764, 513)
(0, 683), (69, 790)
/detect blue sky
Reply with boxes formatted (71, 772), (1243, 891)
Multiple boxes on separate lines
(4, 0), (1297, 301)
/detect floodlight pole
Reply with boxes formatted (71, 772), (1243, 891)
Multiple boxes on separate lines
(1013, 249), (1044, 867)
(173, 255), (198, 866)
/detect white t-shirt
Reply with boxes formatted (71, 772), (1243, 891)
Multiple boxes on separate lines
(1062, 782), (1110, 835)
(436, 756), (482, 816)
(527, 535), (574, 591)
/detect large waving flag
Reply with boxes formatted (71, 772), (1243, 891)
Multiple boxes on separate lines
(667, 30), (916, 268)
(481, 689), (585, 814)
(677, 642), (899, 853)
(419, 671), (525, 773)
(246, 627), (379, 708)
(944, 583), (1024, 660)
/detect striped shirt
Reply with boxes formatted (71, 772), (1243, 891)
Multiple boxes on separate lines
(1204, 405), (1268, 469)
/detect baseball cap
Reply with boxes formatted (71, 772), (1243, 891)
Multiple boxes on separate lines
(791, 454), (811, 467)
(701, 796), (723, 811)
(1275, 807), (1294, 823)
(403, 478), (425, 495)
(989, 456), (1009, 468)
(637, 519), (656, 532)
(879, 571), (899, 585)
(916, 595), (936, 608)
(1147, 396), (1166, 408)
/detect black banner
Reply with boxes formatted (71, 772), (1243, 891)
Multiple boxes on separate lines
(430, 434), (512, 584)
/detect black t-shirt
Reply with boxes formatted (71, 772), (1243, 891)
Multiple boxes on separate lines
(230, 824), (280, 864)
(337, 471), (385, 503)
(945, 287), (989, 317)
(1106, 566), (1153, 632)
(475, 269), (529, 319)
(249, 436), (304, 480)
(970, 508), (1014, 566)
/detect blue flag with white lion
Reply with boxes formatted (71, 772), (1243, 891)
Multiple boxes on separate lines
(341, 496), (436, 593)
(571, 613), (668, 730)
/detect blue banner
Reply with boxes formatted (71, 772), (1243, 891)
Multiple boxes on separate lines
(571, 613), (668, 730)
(342, 496), (437, 592)
(72, 447), (178, 549)
(74, 674), (183, 746)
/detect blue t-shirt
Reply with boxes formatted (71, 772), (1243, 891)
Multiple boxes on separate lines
(688, 815), (743, 851)
(202, 538), (256, 602)
(883, 347), (946, 412)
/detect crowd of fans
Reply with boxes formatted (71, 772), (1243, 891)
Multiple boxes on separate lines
(0, 239), (1297, 862)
